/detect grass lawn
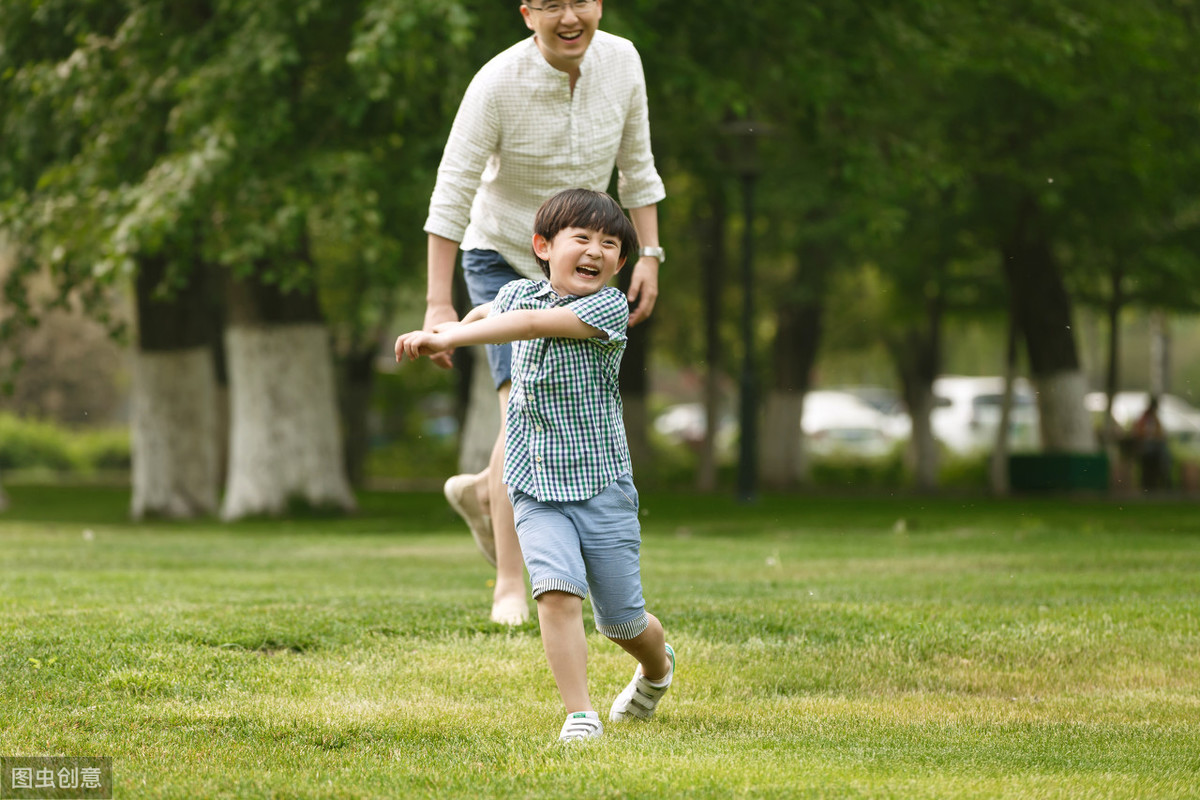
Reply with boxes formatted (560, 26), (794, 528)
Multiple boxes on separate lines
(1, 485), (1198, 799)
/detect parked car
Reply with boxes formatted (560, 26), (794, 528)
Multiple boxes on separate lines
(802, 390), (906, 457)
(652, 402), (737, 456)
(653, 389), (907, 459)
(835, 385), (913, 440)
(1084, 391), (1200, 444)
(930, 375), (1040, 454)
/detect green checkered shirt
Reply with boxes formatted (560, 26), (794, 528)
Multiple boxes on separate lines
(492, 279), (631, 502)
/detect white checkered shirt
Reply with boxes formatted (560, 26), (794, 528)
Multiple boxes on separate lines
(493, 280), (631, 502)
(425, 31), (666, 280)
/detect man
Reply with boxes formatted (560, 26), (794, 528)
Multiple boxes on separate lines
(422, 0), (666, 624)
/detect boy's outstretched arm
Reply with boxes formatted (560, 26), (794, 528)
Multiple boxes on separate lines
(396, 307), (602, 363)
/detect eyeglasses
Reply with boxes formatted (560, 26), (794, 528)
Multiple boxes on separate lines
(526, 0), (598, 18)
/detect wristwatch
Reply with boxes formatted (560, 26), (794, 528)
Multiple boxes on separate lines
(639, 246), (666, 264)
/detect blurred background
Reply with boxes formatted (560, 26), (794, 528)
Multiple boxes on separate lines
(2, 0), (1199, 518)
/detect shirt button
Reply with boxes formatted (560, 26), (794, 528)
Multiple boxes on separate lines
(535, 455), (543, 463)
(536, 425), (544, 432)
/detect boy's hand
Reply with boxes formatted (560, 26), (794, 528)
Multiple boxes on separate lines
(395, 330), (450, 363)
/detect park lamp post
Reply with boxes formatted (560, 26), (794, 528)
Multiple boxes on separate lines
(722, 119), (771, 504)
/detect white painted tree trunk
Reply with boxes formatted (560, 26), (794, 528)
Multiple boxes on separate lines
(1034, 369), (1096, 452)
(458, 349), (500, 475)
(906, 388), (939, 491)
(761, 390), (808, 487)
(623, 393), (652, 473)
(989, 370), (1016, 496)
(221, 323), (356, 519)
(130, 347), (220, 519)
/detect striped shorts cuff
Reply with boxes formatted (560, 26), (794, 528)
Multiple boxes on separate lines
(531, 579), (588, 600)
(597, 613), (649, 641)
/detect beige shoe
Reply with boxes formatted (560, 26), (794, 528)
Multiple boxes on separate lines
(443, 474), (496, 567)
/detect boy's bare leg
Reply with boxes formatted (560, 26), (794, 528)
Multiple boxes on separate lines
(536, 591), (592, 713)
(489, 383), (529, 624)
(607, 612), (672, 682)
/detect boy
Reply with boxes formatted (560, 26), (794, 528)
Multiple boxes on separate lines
(396, 189), (674, 743)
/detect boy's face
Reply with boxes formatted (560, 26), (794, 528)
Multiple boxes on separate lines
(534, 226), (625, 298)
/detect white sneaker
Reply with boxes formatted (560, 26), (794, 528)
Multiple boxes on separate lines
(609, 643), (675, 722)
(559, 711), (603, 743)
(443, 474), (496, 567)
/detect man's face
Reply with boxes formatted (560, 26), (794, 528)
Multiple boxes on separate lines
(521, 0), (603, 75)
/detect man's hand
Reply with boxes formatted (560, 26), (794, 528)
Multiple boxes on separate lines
(625, 256), (660, 327)
(422, 303), (459, 368)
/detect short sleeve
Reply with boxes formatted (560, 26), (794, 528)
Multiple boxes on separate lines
(568, 287), (629, 345)
(490, 279), (533, 316)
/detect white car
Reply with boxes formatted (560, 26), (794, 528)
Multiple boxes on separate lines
(802, 389), (906, 457)
(1084, 391), (1200, 444)
(653, 389), (907, 459)
(652, 402), (738, 455)
(931, 375), (1040, 455)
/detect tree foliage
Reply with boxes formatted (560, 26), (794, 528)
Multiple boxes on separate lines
(4, 1), (1200, 470)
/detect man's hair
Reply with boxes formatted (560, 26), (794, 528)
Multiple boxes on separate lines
(532, 188), (639, 277)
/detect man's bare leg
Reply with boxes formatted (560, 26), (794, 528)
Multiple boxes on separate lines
(489, 382), (528, 624)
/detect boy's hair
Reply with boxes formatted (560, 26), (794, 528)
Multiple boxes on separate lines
(532, 188), (639, 277)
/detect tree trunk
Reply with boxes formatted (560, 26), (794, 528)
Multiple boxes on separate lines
(619, 270), (653, 473)
(697, 183), (727, 491)
(989, 308), (1020, 496)
(761, 245), (827, 488)
(221, 269), (356, 519)
(1033, 370), (1093, 453)
(458, 349), (500, 475)
(131, 348), (219, 518)
(450, 266), (497, 476)
(1000, 199), (1095, 453)
(908, 384), (939, 489)
(337, 345), (376, 487)
(891, 319), (941, 492)
(212, 305), (230, 494)
(1103, 267), (1123, 435)
(762, 392), (806, 486)
(1101, 267), (1131, 492)
(698, 196), (725, 491)
(130, 255), (221, 519)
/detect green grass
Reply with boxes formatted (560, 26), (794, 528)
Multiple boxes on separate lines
(1, 486), (1198, 799)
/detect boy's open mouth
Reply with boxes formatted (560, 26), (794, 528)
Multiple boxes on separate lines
(559, 31), (583, 41)
(576, 265), (600, 277)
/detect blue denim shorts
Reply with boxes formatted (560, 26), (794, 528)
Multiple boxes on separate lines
(509, 473), (649, 640)
(461, 249), (523, 389)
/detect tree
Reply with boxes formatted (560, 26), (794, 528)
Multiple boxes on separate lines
(920, 0), (1200, 452)
(0, 0), (223, 516)
(2, 0), (486, 515)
